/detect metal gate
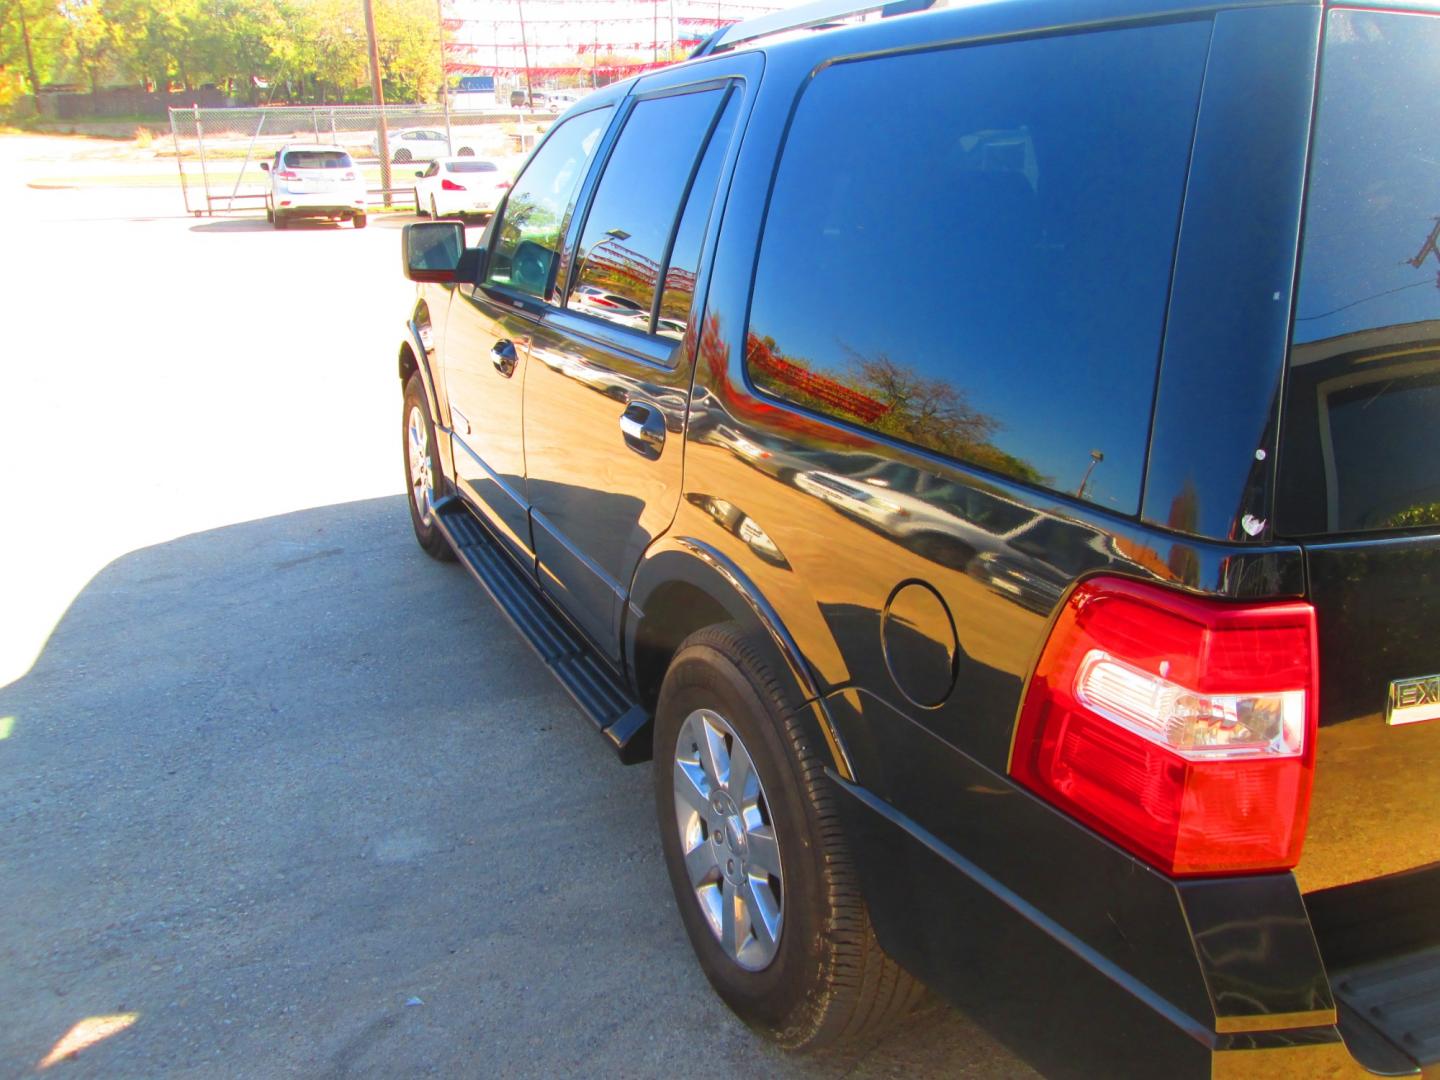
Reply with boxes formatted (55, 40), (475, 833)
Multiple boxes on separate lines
(168, 104), (540, 216)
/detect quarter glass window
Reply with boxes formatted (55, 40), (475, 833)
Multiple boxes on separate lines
(743, 23), (1208, 510)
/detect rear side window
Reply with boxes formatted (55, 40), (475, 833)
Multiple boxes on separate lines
(569, 87), (726, 335)
(744, 22), (1209, 511)
(284, 150), (352, 169)
(1277, 10), (1440, 537)
(657, 94), (739, 341)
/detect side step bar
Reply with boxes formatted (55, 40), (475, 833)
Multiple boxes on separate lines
(432, 497), (651, 763)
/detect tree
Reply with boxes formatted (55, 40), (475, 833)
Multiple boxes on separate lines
(371, 0), (439, 103)
(0, 0), (66, 109)
(62, 0), (119, 96)
(109, 0), (203, 91)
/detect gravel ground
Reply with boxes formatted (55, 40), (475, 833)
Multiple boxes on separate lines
(0, 134), (1033, 1079)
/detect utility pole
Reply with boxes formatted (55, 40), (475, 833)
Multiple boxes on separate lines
(436, 0), (452, 150)
(17, 2), (42, 114)
(363, 0), (392, 206)
(516, 0), (534, 110)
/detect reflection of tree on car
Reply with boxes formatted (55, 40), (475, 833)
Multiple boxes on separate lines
(746, 334), (1048, 487)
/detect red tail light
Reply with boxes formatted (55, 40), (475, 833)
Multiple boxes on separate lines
(1009, 576), (1318, 876)
(441, 178), (466, 192)
(497, 180), (511, 190)
(276, 169), (299, 181)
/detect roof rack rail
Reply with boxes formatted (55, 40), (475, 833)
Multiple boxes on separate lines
(690, 0), (937, 58)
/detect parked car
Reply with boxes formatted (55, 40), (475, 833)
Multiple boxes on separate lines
(413, 158), (511, 220)
(546, 90), (584, 113)
(392, 1), (1440, 1076)
(260, 144), (366, 229)
(372, 127), (484, 163)
(509, 88), (549, 109)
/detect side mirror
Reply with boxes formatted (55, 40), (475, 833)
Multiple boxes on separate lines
(402, 222), (464, 283)
(415, 169), (425, 177)
(260, 161), (270, 172)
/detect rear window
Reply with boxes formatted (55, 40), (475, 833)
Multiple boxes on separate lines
(448, 161), (498, 174)
(283, 150), (352, 169)
(742, 21), (1208, 511)
(1277, 10), (1440, 536)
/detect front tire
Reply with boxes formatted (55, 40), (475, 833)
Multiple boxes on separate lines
(394, 148), (412, 164)
(654, 624), (923, 1049)
(415, 190), (426, 216)
(402, 373), (454, 561)
(430, 195), (439, 220)
(353, 213), (367, 229)
(273, 211), (287, 230)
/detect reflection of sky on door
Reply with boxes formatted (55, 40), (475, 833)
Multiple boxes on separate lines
(745, 21), (1211, 514)
(1293, 10), (1440, 347)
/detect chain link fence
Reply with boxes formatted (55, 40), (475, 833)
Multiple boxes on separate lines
(168, 104), (548, 216)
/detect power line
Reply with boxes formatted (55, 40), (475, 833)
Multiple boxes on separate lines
(1295, 280), (1431, 322)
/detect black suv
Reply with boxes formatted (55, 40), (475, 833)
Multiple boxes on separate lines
(394, 1), (1440, 1074)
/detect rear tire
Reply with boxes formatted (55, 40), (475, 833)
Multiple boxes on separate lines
(430, 196), (439, 220)
(402, 373), (454, 562)
(415, 190), (426, 216)
(654, 624), (925, 1049)
(273, 211), (287, 230)
(353, 213), (367, 229)
(394, 148), (412, 163)
(457, 146), (474, 157)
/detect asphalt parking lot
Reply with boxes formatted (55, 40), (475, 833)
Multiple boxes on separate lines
(0, 134), (1033, 1078)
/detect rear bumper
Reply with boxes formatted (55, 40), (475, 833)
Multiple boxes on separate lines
(433, 193), (499, 216)
(275, 190), (366, 214)
(832, 774), (1371, 1077)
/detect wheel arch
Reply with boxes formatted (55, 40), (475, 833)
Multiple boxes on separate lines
(400, 301), (441, 422)
(626, 537), (854, 779)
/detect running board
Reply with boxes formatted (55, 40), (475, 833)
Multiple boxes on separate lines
(432, 497), (651, 763)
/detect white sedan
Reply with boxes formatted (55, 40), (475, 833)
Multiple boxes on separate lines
(372, 127), (485, 163)
(413, 158), (511, 219)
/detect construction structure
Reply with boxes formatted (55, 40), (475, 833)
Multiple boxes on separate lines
(442, 0), (786, 91)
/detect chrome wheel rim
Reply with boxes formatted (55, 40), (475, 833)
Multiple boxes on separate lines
(673, 708), (784, 971)
(407, 404), (434, 525)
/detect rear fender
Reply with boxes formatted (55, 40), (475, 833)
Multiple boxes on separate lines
(626, 536), (854, 779)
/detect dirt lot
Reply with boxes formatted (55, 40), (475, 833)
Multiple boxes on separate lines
(0, 134), (1032, 1078)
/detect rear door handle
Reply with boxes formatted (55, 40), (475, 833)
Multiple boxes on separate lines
(492, 339), (519, 377)
(619, 402), (666, 456)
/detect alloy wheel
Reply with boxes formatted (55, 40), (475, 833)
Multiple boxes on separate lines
(407, 404), (434, 525)
(672, 708), (785, 971)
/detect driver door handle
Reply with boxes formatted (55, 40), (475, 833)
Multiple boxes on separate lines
(492, 339), (518, 377)
(619, 401), (666, 456)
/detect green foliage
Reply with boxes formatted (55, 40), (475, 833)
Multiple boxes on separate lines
(0, 0), (67, 108)
(0, 0), (439, 106)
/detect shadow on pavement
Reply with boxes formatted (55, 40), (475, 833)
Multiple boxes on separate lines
(0, 495), (1025, 1078)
